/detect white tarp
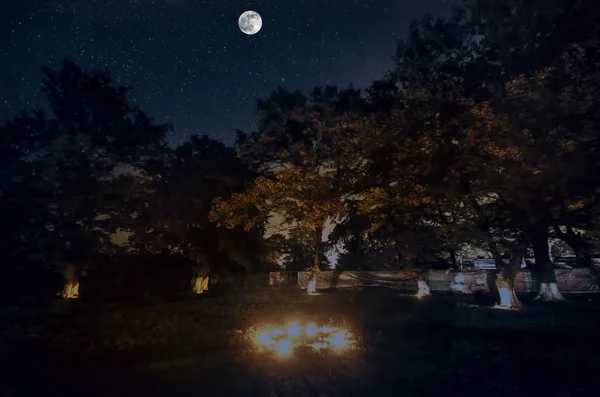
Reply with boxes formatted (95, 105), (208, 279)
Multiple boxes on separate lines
(292, 268), (599, 293)
(514, 268), (600, 293)
(297, 271), (416, 291)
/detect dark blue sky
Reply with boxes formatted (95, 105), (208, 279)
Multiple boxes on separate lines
(0, 0), (451, 146)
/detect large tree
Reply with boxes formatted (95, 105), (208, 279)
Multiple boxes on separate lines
(468, 28), (600, 298)
(358, 0), (600, 302)
(211, 86), (367, 285)
(0, 60), (168, 298)
(122, 135), (267, 289)
(507, 43), (600, 269)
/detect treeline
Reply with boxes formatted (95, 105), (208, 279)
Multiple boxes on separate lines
(0, 62), (267, 302)
(1, 0), (599, 303)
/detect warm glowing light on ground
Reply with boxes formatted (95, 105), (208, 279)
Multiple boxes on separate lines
(305, 323), (318, 337)
(326, 330), (350, 352)
(286, 322), (301, 337)
(271, 328), (285, 337)
(311, 342), (324, 351)
(255, 330), (274, 346)
(415, 279), (431, 299)
(251, 322), (356, 357)
(274, 339), (293, 357)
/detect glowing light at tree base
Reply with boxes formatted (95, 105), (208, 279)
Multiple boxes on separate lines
(534, 282), (566, 301)
(492, 287), (521, 310)
(415, 279), (431, 299)
(307, 279), (319, 295)
(62, 281), (79, 299)
(192, 276), (209, 294)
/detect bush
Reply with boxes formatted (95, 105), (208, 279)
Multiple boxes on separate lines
(82, 254), (194, 303)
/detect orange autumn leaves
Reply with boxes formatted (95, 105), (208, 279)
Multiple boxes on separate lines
(210, 104), (368, 235)
(210, 69), (572, 239)
(210, 167), (348, 234)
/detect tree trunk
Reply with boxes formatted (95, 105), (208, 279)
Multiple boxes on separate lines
(448, 248), (458, 269)
(61, 263), (79, 299)
(192, 263), (210, 294)
(494, 246), (524, 309)
(307, 226), (323, 294)
(415, 271), (431, 298)
(486, 232), (504, 295)
(531, 223), (565, 301)
(192, 276), (209, 294)
(243, 265), (251, 290)
(553, 224), (593, 267)
(62, 280), (80, 299)
(573, 245), (593, 268)
(313, 226), (323, 271)
(487, 232), (524, 309)
(495, 271), (520, 309)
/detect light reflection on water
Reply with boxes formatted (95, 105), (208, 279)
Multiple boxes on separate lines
(250, 321), (355, 358)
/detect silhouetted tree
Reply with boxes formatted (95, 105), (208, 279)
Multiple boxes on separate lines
(124, 135), (267, 289)
(211, 86), (367, 281)
(0, 60), (168, 298)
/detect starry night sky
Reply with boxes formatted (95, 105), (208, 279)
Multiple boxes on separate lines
(1, 0), (451, 146)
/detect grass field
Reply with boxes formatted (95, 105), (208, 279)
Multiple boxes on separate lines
(2, 288), (600, 397)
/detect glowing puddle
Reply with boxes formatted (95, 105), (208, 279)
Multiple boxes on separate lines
(251, 321), (356, 358)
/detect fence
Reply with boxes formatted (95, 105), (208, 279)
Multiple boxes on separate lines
(275, 268), (600, 294)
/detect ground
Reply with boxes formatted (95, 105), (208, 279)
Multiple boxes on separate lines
(1, 289), (600, 397)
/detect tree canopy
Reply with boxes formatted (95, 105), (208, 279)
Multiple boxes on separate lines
(2, 0), (599, 302)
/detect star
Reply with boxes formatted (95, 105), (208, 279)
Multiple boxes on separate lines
(0, 0), (452, 145)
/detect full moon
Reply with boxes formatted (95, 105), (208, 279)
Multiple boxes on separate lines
(238, 11), (262, 35)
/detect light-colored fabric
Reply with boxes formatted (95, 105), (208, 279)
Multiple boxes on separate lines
(295, 269), (600, 293)
(297, 270), (416, 291)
